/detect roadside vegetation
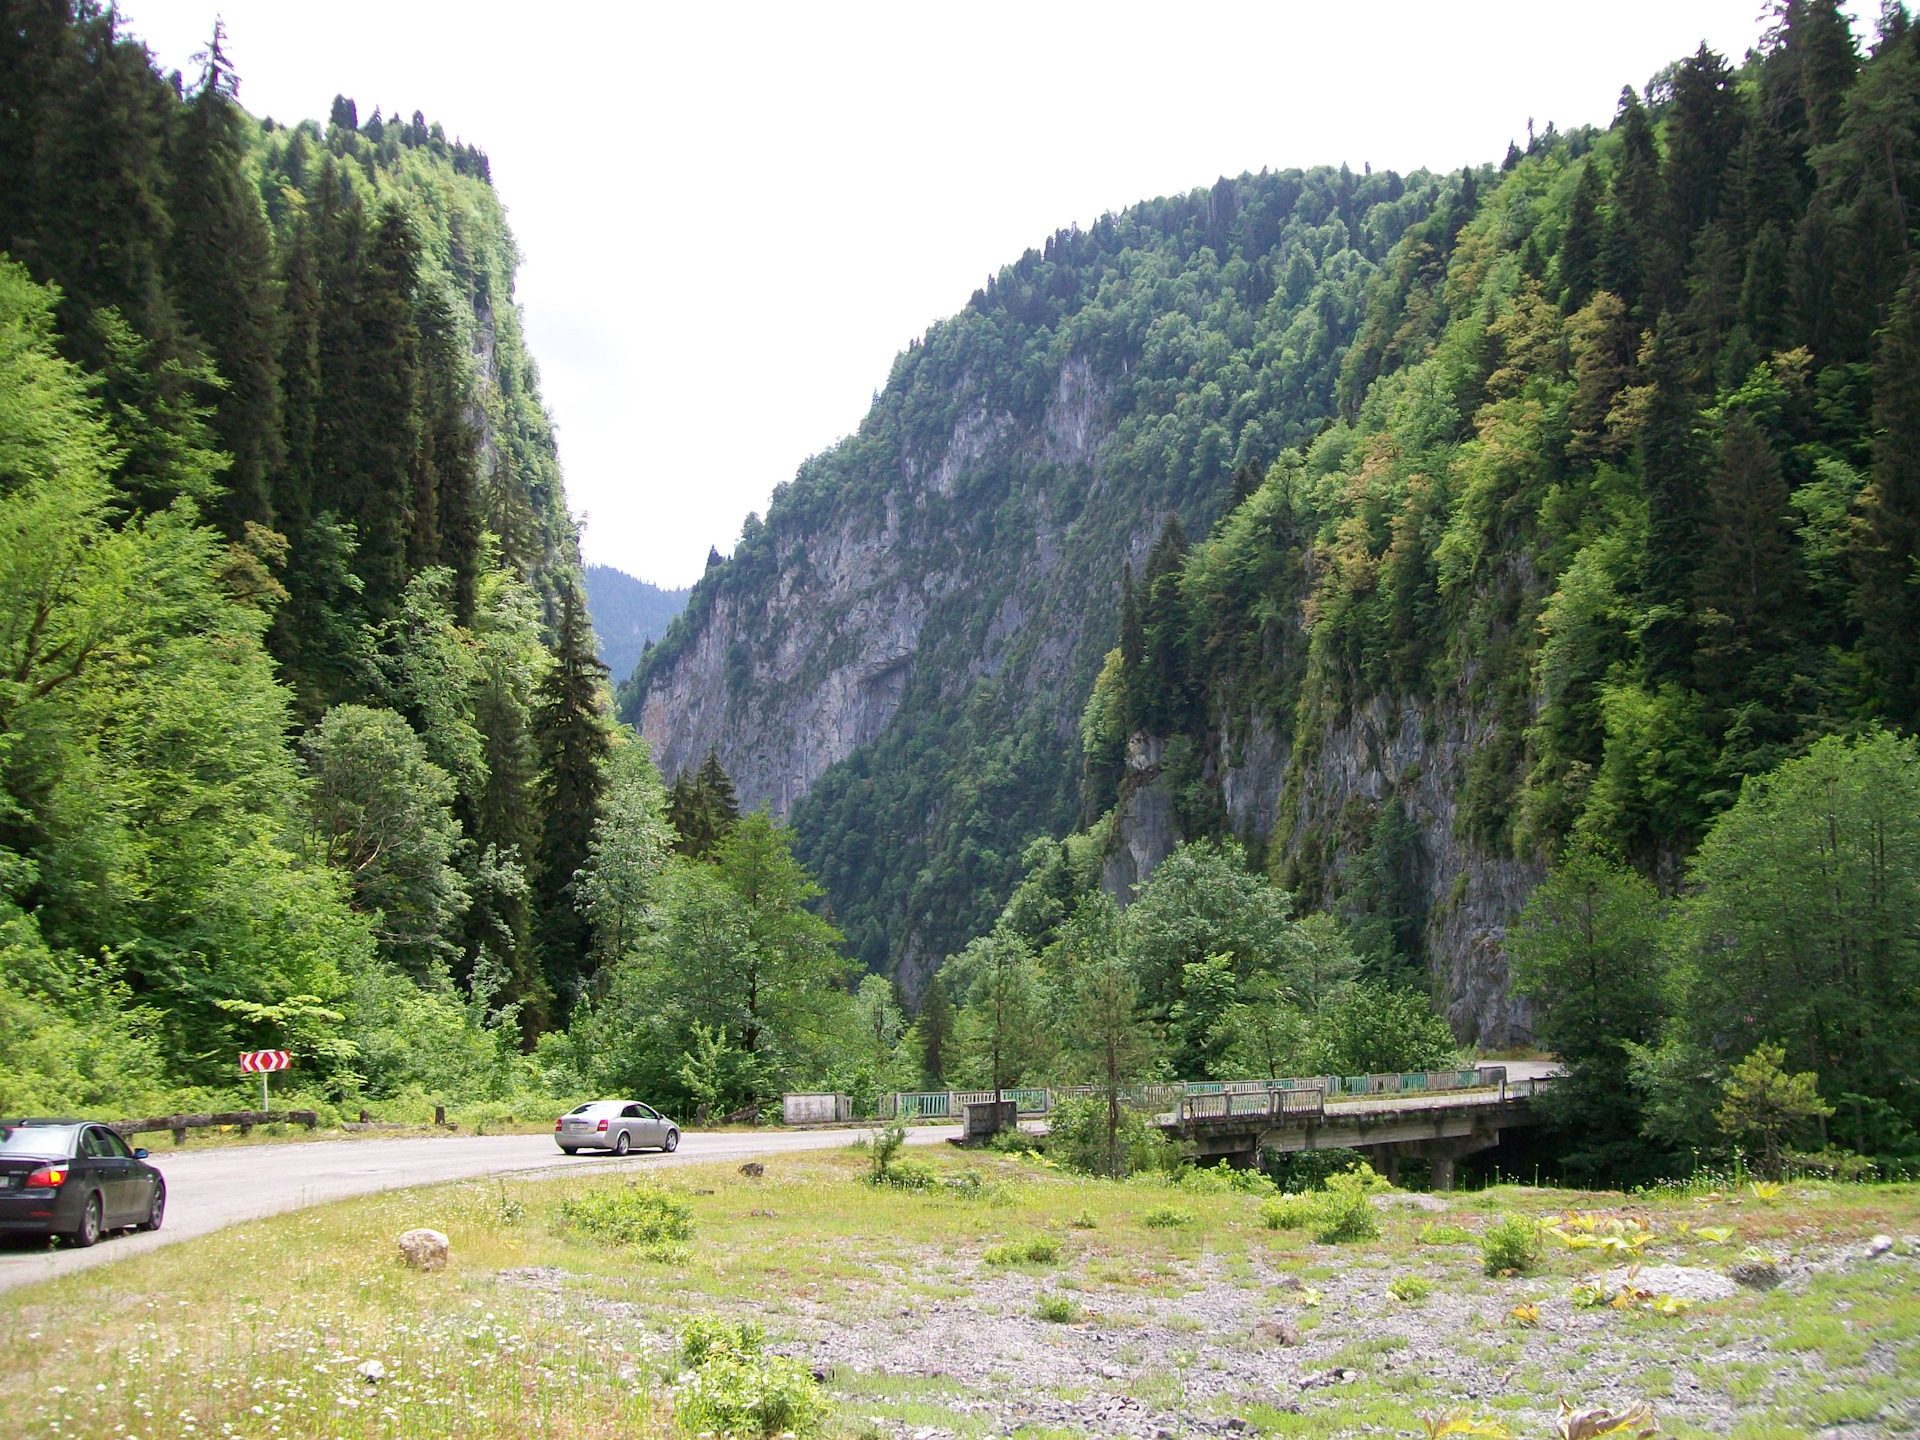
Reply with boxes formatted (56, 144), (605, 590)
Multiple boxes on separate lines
(4, 1144), (1917, 1439)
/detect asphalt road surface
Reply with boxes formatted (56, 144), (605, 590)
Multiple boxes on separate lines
(0, 1123), (958, 1296)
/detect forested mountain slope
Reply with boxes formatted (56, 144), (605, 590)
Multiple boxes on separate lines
(583, 564), (689, 685)
(631, 1), (1920, 1044)
(1, 4), (611, 1110)
(623, 165), (1448, 983)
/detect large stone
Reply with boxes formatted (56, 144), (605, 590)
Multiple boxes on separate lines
(1726, 1259), (1780, 1289)
(397, 1228), (450, 1272)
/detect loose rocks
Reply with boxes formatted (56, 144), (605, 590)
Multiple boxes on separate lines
(1253, 1317), (1301, 1345)
(1726, 1259), (1780, 1289)
(397, 1228), (450, 1272)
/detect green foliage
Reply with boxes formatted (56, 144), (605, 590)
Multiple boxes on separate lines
(1716, 1043), (1838, 1177)
(982, 1235), (1060, 1265)
(1480, 1213), (1544, 1276)
(1034, 1292), (1081, 1323)
(1306, 984), (1459, 1076)
(1046, 1094), (1176, 1179)
(1140, 1203), (1195, 1229)
(1260, 1165), (1385, 1243)
(672, 1326), (827, 1439)
(1666, 731), (1920, 1159)
(680, 1317), (765, 1369)
(553, 1184), (692, 1256)
(1387, 1273), (1432, 1302)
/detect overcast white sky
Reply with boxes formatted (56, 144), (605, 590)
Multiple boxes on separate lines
(120, 2), (1876, 588)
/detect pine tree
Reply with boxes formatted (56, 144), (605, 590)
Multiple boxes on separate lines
(1603, 88), (1674, 316)
(533, 583), (613, 1010)
(1664, 45), (1746, 263)
(1741, 222), (1792, 350)
(1559, 158), (1604, 311)
(166, 22), (283, 535)
(1694, 414), (1801, 700)
(1639, 314), (1709, 683)
(1855, 270), (1920, 725)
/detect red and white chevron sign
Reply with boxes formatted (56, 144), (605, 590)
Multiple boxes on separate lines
(239, 1050), (291, 1073)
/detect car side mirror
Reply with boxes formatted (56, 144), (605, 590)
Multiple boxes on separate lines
(133, 1148), (149, 1159)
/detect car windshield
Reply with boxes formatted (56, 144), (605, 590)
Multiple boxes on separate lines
(0, 1124), (77, 1155)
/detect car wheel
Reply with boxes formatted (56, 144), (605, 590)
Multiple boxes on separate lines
(662, 1128), (679, 1153)
(559, 1145), (579, 1155)
(614, 1131), (631, 1156)
(138, 1181), (165, 1233)
(72, 1193), (102, 1249)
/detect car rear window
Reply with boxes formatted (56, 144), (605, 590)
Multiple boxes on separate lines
(0, 1124), (77, 1155)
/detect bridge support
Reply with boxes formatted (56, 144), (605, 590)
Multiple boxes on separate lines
(1363, 1131), (1501, 1190)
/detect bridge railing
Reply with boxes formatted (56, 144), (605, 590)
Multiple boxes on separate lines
(881, 1067), (1523, 1123)
(1178, 1088), (1326, 1124)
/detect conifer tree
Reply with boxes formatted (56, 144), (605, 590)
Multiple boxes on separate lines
(1856, 271), (1920, 725)
(1664, 45), (1746, 263)
(668, 751), (742, 859)
(166, 22), (283, 535)
(1695, 414), (1800, 698)
(1638, 315), (1708, 683)
(1559, 158), (1604, 311)
(533, 582), (613, 1010)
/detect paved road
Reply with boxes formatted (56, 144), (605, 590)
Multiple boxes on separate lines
(0, 1123), (957, 1296)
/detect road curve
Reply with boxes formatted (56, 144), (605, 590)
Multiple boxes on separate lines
(0, 1123), (956, 1296)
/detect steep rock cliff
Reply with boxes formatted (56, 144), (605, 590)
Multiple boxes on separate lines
(625, 165), (1447, 983)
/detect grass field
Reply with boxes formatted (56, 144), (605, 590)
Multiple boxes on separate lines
(2, 1142), (1916, 1440)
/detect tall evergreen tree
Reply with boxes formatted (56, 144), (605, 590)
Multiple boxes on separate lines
(166, 22), (283, 535)
(1856, 271), (1920, 725)
(1639, 314), (1709, 683)
(1559, 157), (1604, 311)
(533, 583), (612, 1009)
(1665, 45), (1746, 263)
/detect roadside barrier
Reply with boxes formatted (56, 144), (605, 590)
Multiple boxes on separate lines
(110, 1110), (319, 1145)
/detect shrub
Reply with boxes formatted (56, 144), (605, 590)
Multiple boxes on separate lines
(555, 1184), (692, 1256)
(681, 1317), (765, 1368)
(1387, 1273), (1432, 1303)
(1035, 1292), (1081, 1323)
(1176, 1160), (1277, 1196)
(1260, 1193), (1316, 1230)
(1307, 1168), (1381, 1244)
(982, 1234), (1060, 1265)
(1418, 1221), (1475, 1245)
(1047, 1095), (1176, 1178)
(674, 1346), (827, 1438)
(1141, 1204), (1195, 1229)
(988, 1128), (1041, 1155)
(1069, 1208), (1098, 1229)
(1480, 1213), (1543, 1276)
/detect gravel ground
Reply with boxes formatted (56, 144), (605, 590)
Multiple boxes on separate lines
(499, 1214), (1919, 1439)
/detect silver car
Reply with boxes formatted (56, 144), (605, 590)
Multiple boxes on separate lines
(554, 1100), (680, 1155)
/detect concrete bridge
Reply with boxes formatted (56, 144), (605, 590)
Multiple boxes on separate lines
(1160, 1074), (1554, 1190)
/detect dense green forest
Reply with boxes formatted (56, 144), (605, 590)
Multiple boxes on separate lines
(978, 0), (1920, 1178)
(0, 3), (614, 1113)
(630, 0), (1920, 1180)
(625, 155), (1447, 978)
(582, 564), (688, 686)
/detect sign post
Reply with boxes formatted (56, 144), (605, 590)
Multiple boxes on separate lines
(239, 1050), (292, 1112)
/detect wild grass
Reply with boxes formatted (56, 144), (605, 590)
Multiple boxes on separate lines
(2, 1149), (1918, 1439)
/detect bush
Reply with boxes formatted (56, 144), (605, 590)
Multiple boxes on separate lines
(982, 1235), (1060, 1265)
(1175, 1160), (1277, 1196)
(1307, 1168), (1381, 1244)
(1141, 1204), (1194, 1229)
(1047, 1094), (1176, 1178)
(1260, 1193), (1316, 1230)
(1480, 1213), (1542, 1276)
(1262, 1147), (1368, 1192)
(1417, 1221), (1475, 1245)
(555, 1184), (692, 1255)
(1387, 1273), (1432, 1303)
(1261, 1164), (1386, 1243)
(674, 1346), (827, 1438)
(681, 1317), (765, 1368)
(988, 1128), (1041, 1155)
(1035, 1292), (1081, 1323)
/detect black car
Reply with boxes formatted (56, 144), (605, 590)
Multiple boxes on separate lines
(0, 1119), (166, 1247)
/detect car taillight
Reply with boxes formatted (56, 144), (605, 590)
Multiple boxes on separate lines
(24, 1165), (67, 1189)
(596, 1118), (608, 1131)
(555, 1119), (563, 1131)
